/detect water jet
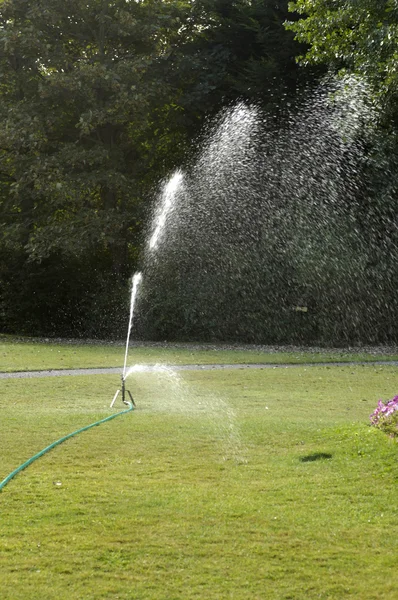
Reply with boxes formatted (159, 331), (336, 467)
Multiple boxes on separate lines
(111, 271), (142, 408)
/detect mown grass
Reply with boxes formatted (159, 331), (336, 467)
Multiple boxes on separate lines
(1, 337), (398, 372)
(1, 361), (398, 599)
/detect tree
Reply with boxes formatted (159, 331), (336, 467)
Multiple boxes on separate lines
(0, 0), (196, 264)
(180, 0), (313, 115)
(286, 0), (398, 115)
(0, 0), (323, 339)
(286, 0), (398, 346)
(0, 0), (202, 335)
(0, 0), (317, 337)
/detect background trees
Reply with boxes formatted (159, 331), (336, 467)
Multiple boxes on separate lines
(287, 0), (398, 123)
(0, 0), (308, 338)
(0, 0), (194, 335)
(287, 1), (398, 90)
(285, 0), (398, 345)
(1, 0), (396, 344)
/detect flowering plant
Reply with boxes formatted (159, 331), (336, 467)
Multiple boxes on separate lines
(370, 396), (398, 438)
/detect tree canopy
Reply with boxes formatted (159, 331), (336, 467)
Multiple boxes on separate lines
(287, 0), (398, 112)
(2, 0), (397, 343)
(0, 0), (193, 264)
(0, 0), (309, 337)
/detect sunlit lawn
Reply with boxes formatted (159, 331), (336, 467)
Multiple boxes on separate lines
(1, 337), (398, 372)
(1, 356), (398, 599)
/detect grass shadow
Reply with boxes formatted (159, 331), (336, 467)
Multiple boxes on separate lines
(300, 452), (333, 463)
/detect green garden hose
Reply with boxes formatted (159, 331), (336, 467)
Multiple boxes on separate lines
(0, 401), (134, 492)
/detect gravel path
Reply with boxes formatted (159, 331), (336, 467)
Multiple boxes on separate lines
(1, 361), (398, 379)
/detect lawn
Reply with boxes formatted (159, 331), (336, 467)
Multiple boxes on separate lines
(1, 354), (398, 599)
(1, 336), (398, 372)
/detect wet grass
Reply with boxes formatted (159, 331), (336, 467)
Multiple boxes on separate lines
(1, 338), (398, 372)
(1, 363), (398, 599)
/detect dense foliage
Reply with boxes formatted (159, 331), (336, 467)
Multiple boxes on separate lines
(0, 0), (307, 338)
(284, 0), (398, 345)
(0, 0), (397, 344)
(287, 1), (398, 90)
(287, 0), (398, 124)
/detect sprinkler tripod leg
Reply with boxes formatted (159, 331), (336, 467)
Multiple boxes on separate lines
(110, 389), (120, 408)
(127, 389), (136, 407)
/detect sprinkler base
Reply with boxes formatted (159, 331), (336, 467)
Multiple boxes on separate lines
(110, 378), (136, 409)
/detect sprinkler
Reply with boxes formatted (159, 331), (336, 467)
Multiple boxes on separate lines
(110, 374), (135, 409)
(112, 271), (142, 410)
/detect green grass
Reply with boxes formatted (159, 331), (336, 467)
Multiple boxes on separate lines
(1, 360), (398, 599)
(1, 338), (398, 372)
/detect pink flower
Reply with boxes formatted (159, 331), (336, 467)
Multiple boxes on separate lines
(370, 396), (398, 425)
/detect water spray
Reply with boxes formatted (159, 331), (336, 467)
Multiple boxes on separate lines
(148, 170), (184, 252)
(111, 271), (142, 409)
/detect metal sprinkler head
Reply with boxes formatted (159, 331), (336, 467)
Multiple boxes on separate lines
(110, 375), (135, 409)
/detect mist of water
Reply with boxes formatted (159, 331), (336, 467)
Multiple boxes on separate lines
(138, 77), (398, 346)
(124, 362), (176, 380)
(119, 76), (396, 451)
(127, 365), (246, 463)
